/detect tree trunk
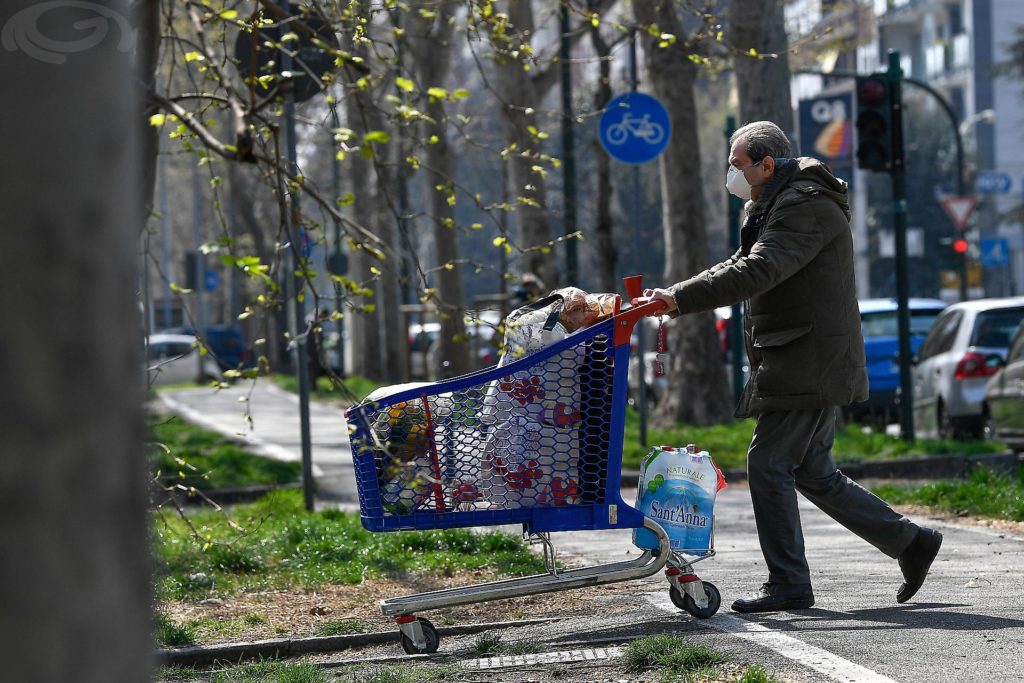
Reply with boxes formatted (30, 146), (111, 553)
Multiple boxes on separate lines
(375, 125), (409, 383)
(728, 0), (795, 133)
(589, 16), (617, 293)
(136, 0), (162, 225)
(494, 0), (556, 287)
(227, 162), (284, 368)
(635, 0), (733, 426)
(406, 1), (471, 379)
(347, 90), (385, 381)
(0, 3), (151, 680)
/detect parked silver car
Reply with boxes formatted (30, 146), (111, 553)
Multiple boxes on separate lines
(146, 333), (223, 387)
(983, 323), (1024, 451)
(911, 298), (1024, 439)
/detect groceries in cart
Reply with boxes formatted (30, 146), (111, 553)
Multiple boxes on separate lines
(361, 385), (454, 515)
(634, 444), (727, 555)
(478, 287), (619, 510)
(497, 286), (620, 363)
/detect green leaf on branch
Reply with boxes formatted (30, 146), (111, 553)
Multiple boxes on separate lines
(427, 86), (448, 100)
(395, 76), (415, 92)
(363, 130), (390, 144)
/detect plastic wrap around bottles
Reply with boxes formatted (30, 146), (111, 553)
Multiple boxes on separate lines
(633, 445), (727, 555)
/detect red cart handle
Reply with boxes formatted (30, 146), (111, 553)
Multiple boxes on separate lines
(612, 276), (669, 346)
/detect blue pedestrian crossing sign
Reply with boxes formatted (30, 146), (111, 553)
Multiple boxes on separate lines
(599, 92), (672, 164)
(980, 238), (1010, 267)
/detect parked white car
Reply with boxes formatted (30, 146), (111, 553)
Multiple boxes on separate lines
(146, 333), (222, 387)
(911, 297), (1024, 439)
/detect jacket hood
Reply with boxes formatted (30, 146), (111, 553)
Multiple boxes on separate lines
(749, 157), (849, 218)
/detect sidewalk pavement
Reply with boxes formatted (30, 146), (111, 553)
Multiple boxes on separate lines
(157, 381), (357, 505)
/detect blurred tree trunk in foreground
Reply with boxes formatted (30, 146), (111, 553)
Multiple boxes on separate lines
(635, 0), (733, 426)
(0, 2), (151, 680)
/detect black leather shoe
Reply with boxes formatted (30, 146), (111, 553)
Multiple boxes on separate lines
(731, 582), (815, 613)
(897, 527), (943, 603)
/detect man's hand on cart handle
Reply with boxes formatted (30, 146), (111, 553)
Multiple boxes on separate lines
(632, 288), (677, 314)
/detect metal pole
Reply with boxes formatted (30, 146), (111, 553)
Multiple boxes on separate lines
(330, 105), (345, 377)
(726, 116), (744, 402)
(499, 161), (509, 316)
(888, 50), (915, 442)
(629, 31), (647, 448)
(192, 161), (207, 337)
(560, 5), (578, 285)
(279, 2), (315, 510)
(159, 150), (172, 328)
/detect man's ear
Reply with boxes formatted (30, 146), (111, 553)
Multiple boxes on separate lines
(762, 156), (775, 177)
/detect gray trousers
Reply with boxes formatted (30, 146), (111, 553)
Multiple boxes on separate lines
(748, 408), (920, 585)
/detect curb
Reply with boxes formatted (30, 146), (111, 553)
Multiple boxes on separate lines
(165, 483), (301, 507)
(620, 450), (1020, 487)
(156, 617), (556, 667)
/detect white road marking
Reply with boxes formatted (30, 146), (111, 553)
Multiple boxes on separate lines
(647, 594), (899, 683)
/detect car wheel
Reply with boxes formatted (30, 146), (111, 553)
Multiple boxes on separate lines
(983, 407), (998, 442)
(937, 401), (954, 440)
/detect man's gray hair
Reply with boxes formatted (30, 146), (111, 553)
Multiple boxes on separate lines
(730, 121), (792, 161)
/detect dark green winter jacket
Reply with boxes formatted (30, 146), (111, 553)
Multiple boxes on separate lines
(668, 157), (867, 417)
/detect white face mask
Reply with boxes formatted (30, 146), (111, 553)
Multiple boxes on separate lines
(725, 159), (763, 201)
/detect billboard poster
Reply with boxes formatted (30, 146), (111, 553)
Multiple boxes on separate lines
(798, 92), (854, 190)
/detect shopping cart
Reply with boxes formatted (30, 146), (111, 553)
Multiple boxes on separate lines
(345, 277), (720, 654)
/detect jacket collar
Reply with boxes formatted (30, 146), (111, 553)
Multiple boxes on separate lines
(746, 158), (799, 217)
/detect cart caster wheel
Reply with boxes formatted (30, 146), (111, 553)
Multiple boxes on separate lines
(400, 618), (439, 655)
(670, 581), (721, 619)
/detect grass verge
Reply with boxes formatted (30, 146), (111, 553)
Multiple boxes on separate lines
(471, 632), (544, 657)
(153, 490), (546, 602)
(872, 465), (1024, 522)
(271, 373), (382, 404)
(620, 407), (1001, 471)
(622, 634), (781, 683)
(150, 414), (300, 491)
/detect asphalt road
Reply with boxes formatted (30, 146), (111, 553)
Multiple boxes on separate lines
(159, 384), (1024, 681)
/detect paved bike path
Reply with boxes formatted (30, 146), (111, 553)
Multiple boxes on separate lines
(157, 382), (357, 505)
(156, 385), (1024, 681)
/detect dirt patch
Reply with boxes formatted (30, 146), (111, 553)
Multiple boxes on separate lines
(159, 567), (628, 646)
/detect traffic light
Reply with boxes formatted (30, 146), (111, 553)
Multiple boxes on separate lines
(938, 237), (968, 270)
(855, 75), (893, 172)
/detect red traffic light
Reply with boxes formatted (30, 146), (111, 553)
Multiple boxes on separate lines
(858, 77), (888, 106)
(953, 239), (969, 254)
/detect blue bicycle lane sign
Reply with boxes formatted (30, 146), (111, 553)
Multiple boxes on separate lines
(599, 92), (672, 164)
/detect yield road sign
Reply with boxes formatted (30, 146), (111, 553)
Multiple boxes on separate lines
(599, 92), (672, 164)
(939, 195), (977, 229)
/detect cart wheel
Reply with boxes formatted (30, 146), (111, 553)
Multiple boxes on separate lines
(400, 618), (439, 655)
(671, 581), (721, 619)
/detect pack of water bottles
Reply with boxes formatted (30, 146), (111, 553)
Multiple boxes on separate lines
(633, 444), (727, 556)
